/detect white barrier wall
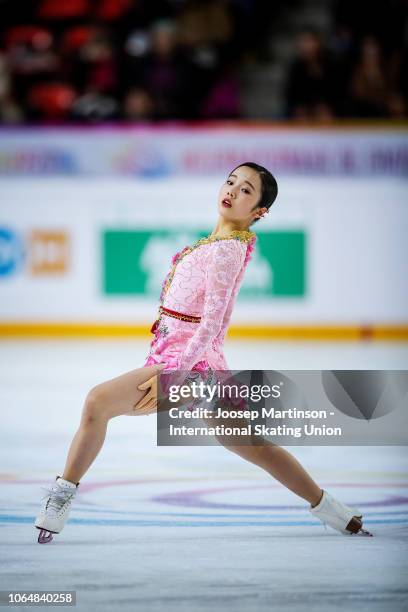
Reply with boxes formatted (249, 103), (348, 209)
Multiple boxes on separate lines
(1, 174), (407, 325)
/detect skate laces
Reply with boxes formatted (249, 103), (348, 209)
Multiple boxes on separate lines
(41, 485), (75, 514)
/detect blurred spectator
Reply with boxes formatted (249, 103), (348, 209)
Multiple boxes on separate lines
(5, 26), (60, 103)
(332, 0), (407, 120)
(349, 36), (388, 118)
(0, 53), (24, 123)
(398, 47), (408, 106)
(0, 0), (406, 123)
(386, 92), (406, 119)
(177, 0), (234, 49)
(124, 18), (190, 119)
(327, 24), (355, 116)
(68, 27), (117, 94)
(123, 87), (155, 120)
(285, 30), (336, 121)
(71, 89), (119, 121)
(333, 0), (406, 57)
(200, 63), (241, 119)
(227, 0), (283, 64)
(174, 0), (240, 117)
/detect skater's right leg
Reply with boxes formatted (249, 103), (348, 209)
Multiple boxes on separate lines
(62, 364), (165, 484)
(35, 364), (165, 542)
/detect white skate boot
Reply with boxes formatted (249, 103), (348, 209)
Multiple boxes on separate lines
(309, 489), (373, 536)
(35, 475), (79, 543)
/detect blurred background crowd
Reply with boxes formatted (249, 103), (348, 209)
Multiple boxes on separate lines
(0, 0), (407, 123)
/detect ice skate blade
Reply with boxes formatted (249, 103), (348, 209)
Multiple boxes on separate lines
(37, 528), (54, 544)
(351, 528), (374, 537)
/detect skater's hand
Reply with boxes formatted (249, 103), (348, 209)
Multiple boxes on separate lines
(134, 365), (166, 415)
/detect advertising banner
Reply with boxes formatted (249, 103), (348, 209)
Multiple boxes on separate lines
(1, 126), (407, 177)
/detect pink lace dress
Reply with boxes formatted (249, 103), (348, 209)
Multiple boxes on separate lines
(143, 229), (257, 388)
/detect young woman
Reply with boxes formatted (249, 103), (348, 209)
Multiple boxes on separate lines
(35, 162), (372, 543)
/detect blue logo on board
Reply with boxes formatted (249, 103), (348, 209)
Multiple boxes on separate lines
(0, 227), (24, 277)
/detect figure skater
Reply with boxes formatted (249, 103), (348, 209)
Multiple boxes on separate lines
(35, 162), (372, 543)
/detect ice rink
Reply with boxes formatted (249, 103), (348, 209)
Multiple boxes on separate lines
(1, 339), (407, 612)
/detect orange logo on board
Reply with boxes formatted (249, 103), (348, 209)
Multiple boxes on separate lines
(29, 231), (69, 275)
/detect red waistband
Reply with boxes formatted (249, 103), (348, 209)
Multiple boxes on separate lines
(150, 306), (201, 334)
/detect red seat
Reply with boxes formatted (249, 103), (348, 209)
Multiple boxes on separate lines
(5, 26), (53, 51)
(37, 0), (90, 20)
(29, 82), (76, 118)
(61, 26), (96, 53)
(95, 0), (133, 21)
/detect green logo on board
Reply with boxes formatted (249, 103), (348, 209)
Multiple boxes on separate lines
(102, 230), (306, 297)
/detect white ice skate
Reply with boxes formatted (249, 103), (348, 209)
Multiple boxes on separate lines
(310, 489), (373, 536)
(35, 475), (79, 543)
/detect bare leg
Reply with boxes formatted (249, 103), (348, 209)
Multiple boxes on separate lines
(230, 441), (323, 507)
(62, 364), (163, 484)
(227, 440), (366, 533)
(200, 413), (323, 507)
(62, 415), (107, 485)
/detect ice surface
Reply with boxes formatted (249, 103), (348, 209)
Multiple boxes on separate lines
(0, 340), (407, 612)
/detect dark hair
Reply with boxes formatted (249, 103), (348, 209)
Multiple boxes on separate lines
(229, 162), (278, 226)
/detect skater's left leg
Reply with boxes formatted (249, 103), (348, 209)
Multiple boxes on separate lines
(200, 413), (368, 535)
(200, 413), (322, 506)
(230, 441), (366, 534)
(225, 439), (323, 507)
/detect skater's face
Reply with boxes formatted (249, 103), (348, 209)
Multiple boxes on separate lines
(218, 165), (267, 225)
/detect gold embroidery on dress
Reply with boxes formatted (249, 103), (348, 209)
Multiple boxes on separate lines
(196, 229), (256, 246)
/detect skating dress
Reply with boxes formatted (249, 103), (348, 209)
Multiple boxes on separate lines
(143, 229), (257, 387)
